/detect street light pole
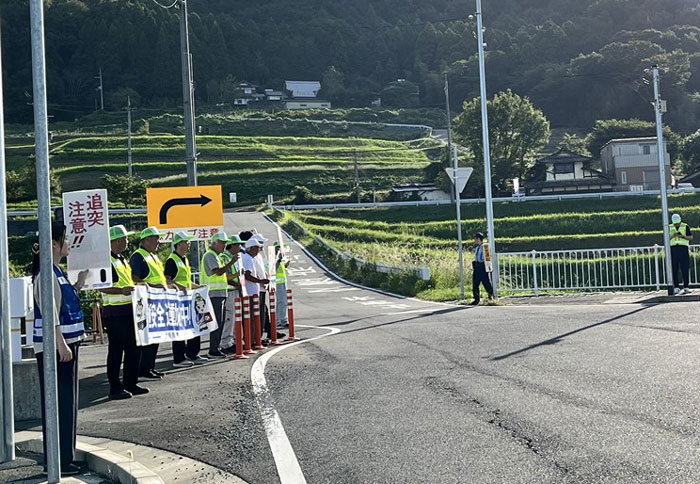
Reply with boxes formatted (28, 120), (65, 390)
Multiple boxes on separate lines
(127, 96), (133, 177)
(475, 0), (498, 296)
(179, 0), (197, 186)
(652, 65), (674, 294)
(29, 0), (61, 481)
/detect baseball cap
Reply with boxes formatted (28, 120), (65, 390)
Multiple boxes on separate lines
(211, 231), (229, 243)
(672, 214), (681, 224)
(252, 234), (268, 244)
(109, 225), (134, 241)
(228, 234), (244, 245)
(245, 238), (264, 249)
(173, 231), (194, 245)
(140, 226), (165, 239)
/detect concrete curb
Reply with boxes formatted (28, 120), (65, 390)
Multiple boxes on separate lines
(16, 431), (164, 484)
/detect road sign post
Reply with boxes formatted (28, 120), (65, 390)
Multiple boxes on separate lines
(446, 162), (473, 301)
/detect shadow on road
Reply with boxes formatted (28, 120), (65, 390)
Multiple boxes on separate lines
(335, 306), (473, 337)
(489, 305), (652, 361)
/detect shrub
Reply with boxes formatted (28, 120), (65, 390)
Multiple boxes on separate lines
(101, 174), (149, 206)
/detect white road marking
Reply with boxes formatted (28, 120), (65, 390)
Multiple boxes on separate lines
(251, 325), (341, 484)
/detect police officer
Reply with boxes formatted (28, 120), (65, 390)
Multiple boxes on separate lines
(130, 226), (169, 379)
(471, 232), (494, 305)
(32, 222), (87, 476)
(100, 225), (149, 400)
(165, 231), (209, 367)
(200, 232), (236, 358)
(670, 213), (693, 295)
(220, 235), (244, 355)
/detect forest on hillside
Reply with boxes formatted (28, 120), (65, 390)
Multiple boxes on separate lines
(2, 0), (700, 131)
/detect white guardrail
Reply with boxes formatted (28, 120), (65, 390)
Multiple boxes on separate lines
(498, 244), (699, 294)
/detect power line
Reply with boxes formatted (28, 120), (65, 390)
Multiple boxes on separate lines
(150, 0), (179, 9)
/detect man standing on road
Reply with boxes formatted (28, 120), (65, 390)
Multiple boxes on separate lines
(200, 232), (236, 358)
(670, 213), (693, 295)
(220, 235), (244, 355)
(130, 226), (169, 380)
(165, 231), (209, 367)
(251, 234), (285, 343)
(100, 225), (149, 400)
(242, 238), (269, 347)
(471, 232), (494, 305)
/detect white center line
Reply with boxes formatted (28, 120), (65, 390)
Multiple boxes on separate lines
(251, 325), (341, 484)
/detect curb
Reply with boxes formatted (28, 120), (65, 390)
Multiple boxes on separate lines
(16, 431), (163, 484)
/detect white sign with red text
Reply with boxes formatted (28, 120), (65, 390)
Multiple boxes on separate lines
(63, 189), (112, 289)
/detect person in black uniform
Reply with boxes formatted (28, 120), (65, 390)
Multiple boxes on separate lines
(471, 232), (494, 305)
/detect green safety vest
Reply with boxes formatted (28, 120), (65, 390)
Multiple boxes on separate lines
(200, 249), (228, 292)
(167, 253), (192, 290)
(220, 251), (240, 289)
(275, 260), (287, 284)
(670, 223), (690, 247)
(135, 248), (167, 286)
(103, 255), (134, 306)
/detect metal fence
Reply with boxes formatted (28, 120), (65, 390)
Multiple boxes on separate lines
(498, 245), (700, 294)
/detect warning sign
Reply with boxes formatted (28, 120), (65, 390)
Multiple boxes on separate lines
(146, 185), (223, 240)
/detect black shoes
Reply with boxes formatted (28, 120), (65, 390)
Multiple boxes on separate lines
(221, 346), (237, 355)
(470, 300), (480, 306)
(125, 385), (150, 396)
(208, 350), (226, 359)
(140, 370), (164, 380)
(109, 389), (132, 400)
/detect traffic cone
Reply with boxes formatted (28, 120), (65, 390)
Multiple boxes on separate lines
(286, 289), (300, 341)
(269, 289), (283, 345)
(252, 294), (263, 350)
(243, 296), (256, 355)
(230, 297), (248, 360)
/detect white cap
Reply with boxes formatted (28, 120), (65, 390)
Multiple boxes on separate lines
(245, 238), (264, 249)
(252, 234), (268, 244)
(672, 213), (682, 224)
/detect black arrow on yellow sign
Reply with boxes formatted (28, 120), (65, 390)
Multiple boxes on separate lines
(159, 195), (212, 224)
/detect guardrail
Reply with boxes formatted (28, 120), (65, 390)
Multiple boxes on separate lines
(498, 244), (700, 294)
(7, 208), (147, 217)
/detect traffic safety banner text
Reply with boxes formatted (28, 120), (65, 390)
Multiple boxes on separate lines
(131, 285), (219, 346)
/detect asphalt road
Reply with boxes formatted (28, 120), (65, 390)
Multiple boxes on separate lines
(39, 211), (700, 484)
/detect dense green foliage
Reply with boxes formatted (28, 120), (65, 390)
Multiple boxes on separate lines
(3, 0), (699, 133)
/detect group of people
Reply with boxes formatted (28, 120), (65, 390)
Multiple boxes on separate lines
(29, 221), (290, 476)
(102, 224), (291, 401)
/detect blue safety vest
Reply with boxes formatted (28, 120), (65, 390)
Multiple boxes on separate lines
(33, 265), (85, 344)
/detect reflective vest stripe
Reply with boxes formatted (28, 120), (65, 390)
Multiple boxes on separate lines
(276, 262), (287, 284)
(104, 255), (134, 306)
(200, 249), (228, 292)
(167, 253), (192, 289)
(135, 248), (167, 286)
(670, 223), (690, 247)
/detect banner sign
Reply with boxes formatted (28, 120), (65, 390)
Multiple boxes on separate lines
(63, 189), (112, 289)
(132, 285), (219, 346)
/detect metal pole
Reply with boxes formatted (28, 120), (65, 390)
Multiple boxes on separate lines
(353, 149), (360, 203)
(29, 0), (61, 481)
(0, 22), (15, 463)
(179, 0), (197, 186)
(452, 146), (465, 300)
(652, 65), (674, 295)
(476, 0), (498, 297)
(98, 68), (104, 111)
(127, 96), (133, 176)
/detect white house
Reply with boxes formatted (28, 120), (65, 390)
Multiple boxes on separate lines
(285, 81), (321, 98)
(525, 148), (615, 195)
(600, 137), (671, 191)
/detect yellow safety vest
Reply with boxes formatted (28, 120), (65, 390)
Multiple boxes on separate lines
(276, 260), (287, 284)
(220, 251), (240, 289)
(200, 249), (228, 292)
(135, 248), (167, 286)
(167, 253), (192, 290)
(103, 255), (134, 306)
(670, 223), (690, 247)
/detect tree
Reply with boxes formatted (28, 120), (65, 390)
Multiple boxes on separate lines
(558, 133), (590, 155)
(101, 174), (148, 206)
(681, 129), (700, 174)
(453, 90), (550, 193)
(380, 79), (419, 108)
(585, 119), (682, 161)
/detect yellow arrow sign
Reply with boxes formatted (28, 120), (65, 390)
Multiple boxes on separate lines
(147, 185), (223, 230)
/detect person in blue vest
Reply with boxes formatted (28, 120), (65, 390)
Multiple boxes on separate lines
(670, 213), (694, 295)
(471, 232), (494, 305)
(32, 222), (88, 477)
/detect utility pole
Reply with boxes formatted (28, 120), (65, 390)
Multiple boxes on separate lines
(445, 74), (465, 300)
(353, 149), (360, 203)
(29, 0), (61, 481)
(0, 21), (15, 465)
(96, 68), (104, 111)
(475, 0), (498, 297)
(652, 65), (674, 295)
(127, 96), (133, 176)
(179, 0), (197, 186)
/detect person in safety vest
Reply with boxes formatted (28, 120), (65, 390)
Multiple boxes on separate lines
(220, 235), (244, 355)
(251, 234), (285, 343)
(100, 225), (150, 400)
(273, 241), (291, 329)
(670, 213), (693, 295)
(164, 231), (208, 367)
(32, 221), (88, 477)
(200, 231), (236, 358)
(130, 226), (170, 380)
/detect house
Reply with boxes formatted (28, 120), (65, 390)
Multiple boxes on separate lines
(264, 89), (286, 102)
(389, 183), (451, 202)
(600, 137), (671, 191)
(284, 81), (321, 98)
(284, 99), (331, 110)
(233, 81), (260, 106)
(524, 148), (615, 195)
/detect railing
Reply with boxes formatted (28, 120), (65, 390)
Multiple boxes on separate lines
(498, 245), (700, 294)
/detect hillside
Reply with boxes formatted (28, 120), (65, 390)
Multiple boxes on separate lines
(3, 0), (699, 132)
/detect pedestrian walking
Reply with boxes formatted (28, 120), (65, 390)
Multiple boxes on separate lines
(670, 213), (693, 294)
(165, 231), (209, 367)
(200, 231), (236, 358)
(273, 241), (291, 329)
(220, 235), (244, 355)
(32, 222), (88, 476)
(471, 232), (494, 305)
(130, 226), (168, 380)
(100, 225), (149, 400)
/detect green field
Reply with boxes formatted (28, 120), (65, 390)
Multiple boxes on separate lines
(273, 193), (700, 301)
